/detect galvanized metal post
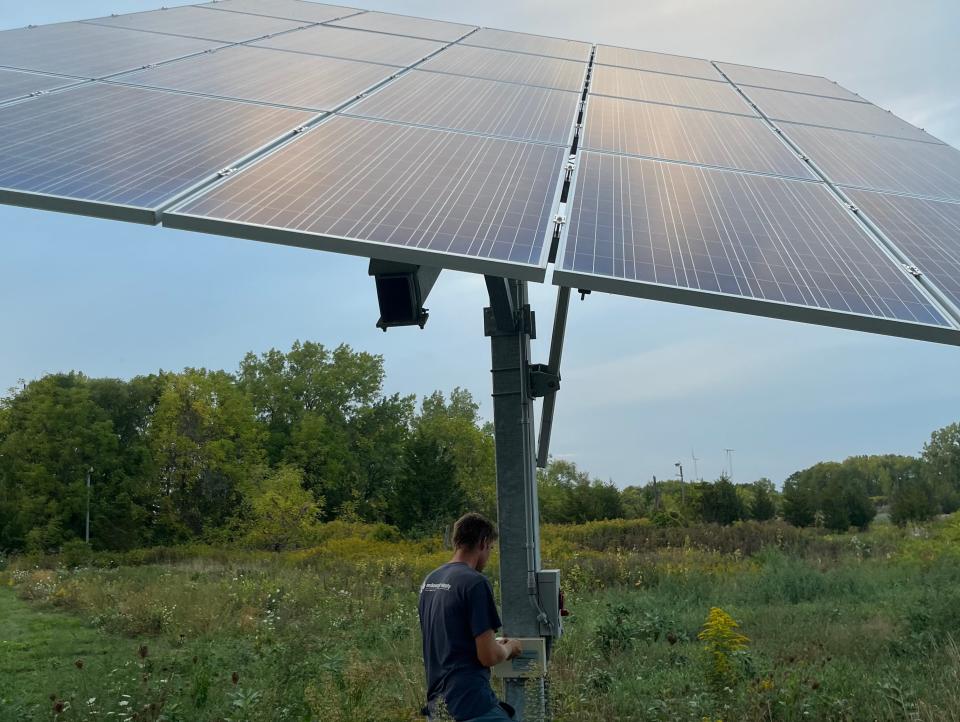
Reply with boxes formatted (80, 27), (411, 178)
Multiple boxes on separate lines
(485, 277), (546, 721)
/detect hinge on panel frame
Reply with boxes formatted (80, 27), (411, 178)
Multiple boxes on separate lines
(294, 125), (309, 134)
(564, 155), (576, 181)
(846, 203), (860, 213)
(904, 264), (923, 278)
(553, 214), (566, 233)
(528, 363), (560, 399)
(798, 153), (809, 161)
(217, 167), (238, 178)
(578, 289), (591, 301)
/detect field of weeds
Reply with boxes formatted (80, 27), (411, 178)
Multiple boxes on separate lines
(3, 517), (960, 721)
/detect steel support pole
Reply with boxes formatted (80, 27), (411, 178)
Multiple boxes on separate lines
(485, 277), (546, 721)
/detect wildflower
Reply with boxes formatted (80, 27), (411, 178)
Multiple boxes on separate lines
(88, 698), (97, 705)
(138, 644), (149, 659)
(232, 671), (239, 685)
(53, 700), (65, 713)
(75, 659), (84, 670)
(666, 631), (678, 645)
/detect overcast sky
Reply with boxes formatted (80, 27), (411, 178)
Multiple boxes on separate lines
(2, 0), (958, 487)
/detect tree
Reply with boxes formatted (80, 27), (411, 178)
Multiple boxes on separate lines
(890, 478), (939, 526)
(749, 479), (777, 521)
(922, 422), (960, 513)
(415, 389), (496, 519)
(782, 474), (816, 527)
(0, 373), (124, 550)
(244, 465), (323, 550)
(386, 430), (464, 535)
(238, 341), (383, 465)
(147, 369), (264, 541)
(698, 476), (745, 526)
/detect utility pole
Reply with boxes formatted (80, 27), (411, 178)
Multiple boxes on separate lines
(675, 462), (685, 506)
(691, 449), (700, 481)
(85, 467), (92, 544)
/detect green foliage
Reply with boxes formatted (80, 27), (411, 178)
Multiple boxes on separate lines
(921, 422), (960, 513)
(698, 606), (750, 693)
(6, 516), (960, 721)
(538, 459), (623, 523)
(386, 429), (464, 536)
(697, 476), (746, 526)
(244, 465), (323, 550)
(749, 479), (777, 521)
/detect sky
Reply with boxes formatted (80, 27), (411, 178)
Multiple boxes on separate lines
(1, 0), (959, 488)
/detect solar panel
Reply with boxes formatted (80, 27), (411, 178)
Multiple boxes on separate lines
(347, 70), (579, 145)
(0, 83), (313, 222)
(590, 66), (754, 115)
(716, 62), (863, 102)
(165, 116), (565, 279)
(555, 151), (953, 340)
(743, 86), (940, 144)
(582, 95), (815, 179)
(329, 11), (476, 42)
(780, 124), (960, 202)
(418, 45), (586, 91)
(595, 45), (719, 80)
(0, 22), (223, 79)
(204, 0), (357, 23)
(253, 24), (444, 66)
(119, 45), (396, 111)
(846, 190), (960, 314)
(462, 28), (591, 62)
(0, 68), (82, 105)
(85, 6), (305, 43)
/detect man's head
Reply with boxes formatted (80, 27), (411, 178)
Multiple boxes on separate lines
(452, 512), (498, 571)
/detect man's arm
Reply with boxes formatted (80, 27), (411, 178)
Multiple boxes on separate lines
(475, 630), (523, 668)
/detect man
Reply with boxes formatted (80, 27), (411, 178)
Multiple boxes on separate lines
(419, 512), (523, 722)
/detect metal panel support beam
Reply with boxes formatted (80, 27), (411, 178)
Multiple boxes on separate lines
(536, 286), (571, 468)
(485, 276), (547, 721)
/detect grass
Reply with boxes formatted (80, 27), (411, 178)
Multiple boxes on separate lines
(2, 518), (960, 721)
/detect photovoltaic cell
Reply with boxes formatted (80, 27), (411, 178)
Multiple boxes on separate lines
(595, 45), (719, 80)
(329, 11), (475, 42)
(85, 6), (304, 43)
(0, 22), (223, 79)
(418, 45), (586, 91)
(846, 190), (960, 314)
(556, 152), (950, 334)
(204, 0), (357, 23)
(717, 62), (863, 102)
(348, 70), (579, 144)
(462, 28), (591, 62)
(253, 25), (444, 66)
(590, 66), (754, 116)
(744, 87), (939, 144)
(120, 45), (395, 111)
(0, 68), (82, 104)
(781, 123), (960, 201)
(582, 95), (815, 179)
(0, 83), (313, 220)
(166, 116), (564, 278)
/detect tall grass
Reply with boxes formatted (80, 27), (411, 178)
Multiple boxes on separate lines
(3, 517), (960, 721)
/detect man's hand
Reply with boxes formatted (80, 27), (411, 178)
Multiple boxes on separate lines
(497, 637), (524, 660)
(476, 631), (524, 666)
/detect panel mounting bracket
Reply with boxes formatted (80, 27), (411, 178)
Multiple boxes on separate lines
(528, 363), (560, 399)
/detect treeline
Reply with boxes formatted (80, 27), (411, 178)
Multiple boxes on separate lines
(539, 436), (960, 531)
(0, 342), (495, 551)
(1, 340), (958, 552)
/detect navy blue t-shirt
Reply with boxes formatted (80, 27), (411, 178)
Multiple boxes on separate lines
(418, 562), (502, 721)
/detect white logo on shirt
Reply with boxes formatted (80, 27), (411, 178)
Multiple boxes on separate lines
(420, 581), (452, 593)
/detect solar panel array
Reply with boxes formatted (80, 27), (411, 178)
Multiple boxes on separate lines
(1, 0), (958, 344)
